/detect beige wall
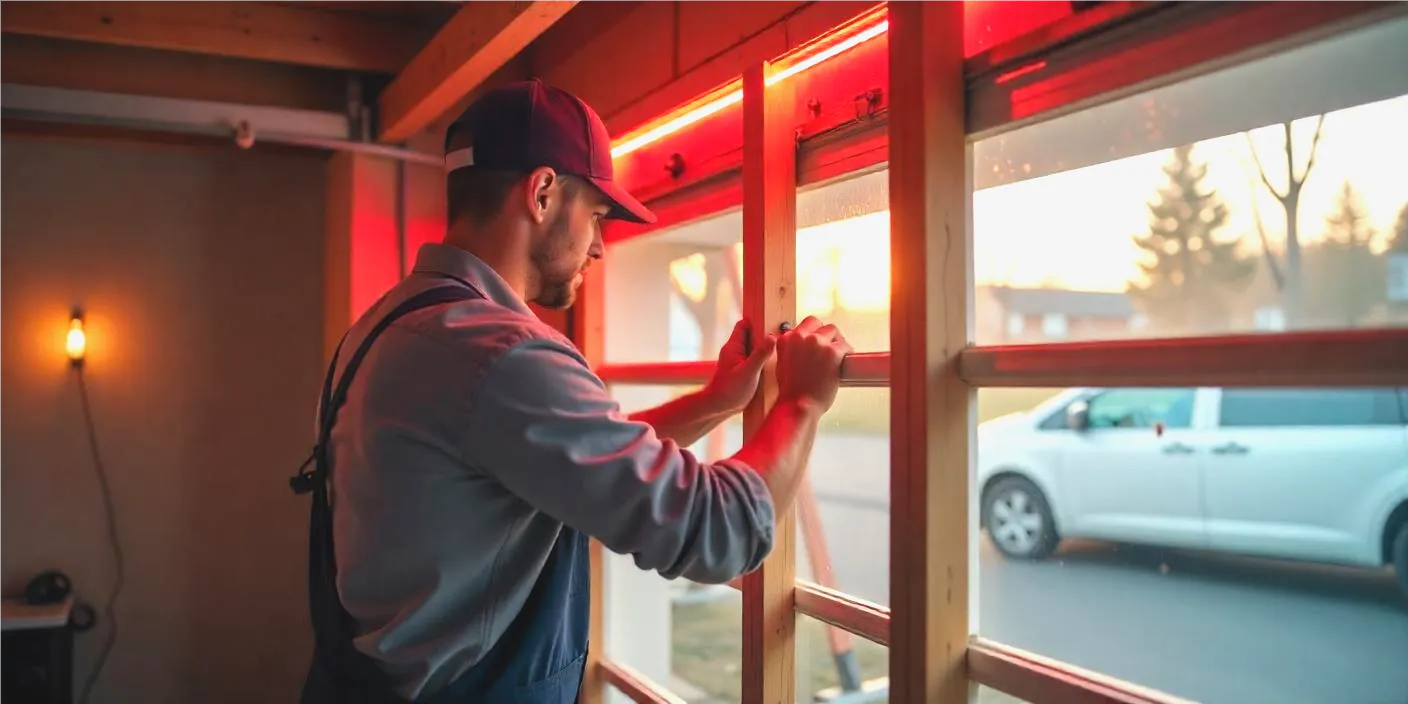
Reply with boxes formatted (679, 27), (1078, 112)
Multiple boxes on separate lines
(1, 136), (326, 703)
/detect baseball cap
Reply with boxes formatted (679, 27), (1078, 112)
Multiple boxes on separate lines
(443, 78), (655, 224)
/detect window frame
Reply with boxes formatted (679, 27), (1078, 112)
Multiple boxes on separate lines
(577, 3), (1408, 704)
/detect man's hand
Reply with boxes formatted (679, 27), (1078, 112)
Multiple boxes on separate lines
(775, 316), (851, 414)
(703, 319), (777, 414)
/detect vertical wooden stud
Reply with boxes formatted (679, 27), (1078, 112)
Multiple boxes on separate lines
(741, 60), (798, 704)
(887, 3), (971, 704)
(575, 263), (607, 704)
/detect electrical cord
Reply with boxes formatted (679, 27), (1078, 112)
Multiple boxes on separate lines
(75, 367), (125, 704)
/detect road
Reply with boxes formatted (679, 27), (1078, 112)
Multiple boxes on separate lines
(792, 431), (1408, 704)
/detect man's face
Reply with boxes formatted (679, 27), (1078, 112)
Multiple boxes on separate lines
(530, 176), (609, 310)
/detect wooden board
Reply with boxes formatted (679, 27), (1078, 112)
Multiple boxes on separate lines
(886, 3), (971, 703)
(0, 1), (430, 73)
(377, 1), (577, 143)
(739, 61), (798, 704)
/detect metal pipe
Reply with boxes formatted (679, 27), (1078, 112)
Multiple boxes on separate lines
(0, 82), (446, 162)
(396, 159), (409, 278)
(258, 130), (442, 166)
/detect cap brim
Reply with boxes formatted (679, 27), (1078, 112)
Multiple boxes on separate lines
(589, 177), (656, 225)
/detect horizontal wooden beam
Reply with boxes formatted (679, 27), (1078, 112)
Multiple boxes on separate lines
(599, 329), (1408, 390)
(968, 638), (1193, 704)
(599, 660), (688, 704)
(839, 352), (889, 387)
(794, 581), (891, 647)
(377, 1), (577, 143)
(958, 328), (1408, 388)
(0, 33), (346, 111)
(0, 1), (430, 73)
(597, 352), (889, 388)
(598, 361), (714, 386)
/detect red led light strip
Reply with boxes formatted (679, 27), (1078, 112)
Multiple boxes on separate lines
(610, 15), (890, 159)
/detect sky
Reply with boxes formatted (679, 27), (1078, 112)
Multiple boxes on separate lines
(659, 93), (1408, 323)
(970, 94), (1408, 293)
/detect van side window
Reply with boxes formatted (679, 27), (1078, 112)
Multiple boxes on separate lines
(1085, 388), (1196, 429)
(1219, 388), (1404, 427)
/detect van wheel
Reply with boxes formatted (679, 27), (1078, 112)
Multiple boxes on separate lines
(984, 477), (1059, 560)
(1393, 522), (1408, 601)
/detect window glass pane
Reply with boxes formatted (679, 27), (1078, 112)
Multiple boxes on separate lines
(797, 169), (890, 352)
(972, 17), (1408, 344)
(796, 388), (890, 606)
(1084, 388), (1196, 430)
(795, 613), (888, 703)
(605, 385), (743, 704)
(1219, 388), (1404, 427)
(976, 686), (1032, 703)
(605, 211), (742, 363)
(975, 384), (1408, 703)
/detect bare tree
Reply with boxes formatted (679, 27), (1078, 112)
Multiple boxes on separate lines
(1243, 115), (1325, 325)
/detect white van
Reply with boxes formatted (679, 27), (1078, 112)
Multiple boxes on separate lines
(977, 387), (1408, 597)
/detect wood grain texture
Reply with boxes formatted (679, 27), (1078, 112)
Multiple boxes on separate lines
(0, 1), (429, 72)
(740, 61), (798, 704)
(378, 1), (577, 142)
(886, 3), (971, 703)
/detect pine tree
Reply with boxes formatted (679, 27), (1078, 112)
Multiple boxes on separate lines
(1389, 203), (1408, 312)
(1323, 181), (1375, 246)
(1128, 144), (1256, 334)
(1388, 202), (1408, 253)
(1304, 181), (1383, 326)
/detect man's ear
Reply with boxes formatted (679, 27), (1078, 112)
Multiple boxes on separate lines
(525, 166), (559, 225)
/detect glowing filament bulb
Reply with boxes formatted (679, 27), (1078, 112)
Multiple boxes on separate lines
(66, 315), (86, 366)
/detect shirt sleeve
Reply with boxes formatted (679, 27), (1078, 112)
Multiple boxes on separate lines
(463, 337), (776, 584)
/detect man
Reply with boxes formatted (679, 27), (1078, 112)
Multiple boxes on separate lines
(293, 78), (851, 703)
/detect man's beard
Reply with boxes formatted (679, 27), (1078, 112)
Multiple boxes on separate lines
(530, 210), (582, 310)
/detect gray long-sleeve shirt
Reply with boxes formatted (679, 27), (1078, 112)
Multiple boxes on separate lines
(323, 243), (775, 700)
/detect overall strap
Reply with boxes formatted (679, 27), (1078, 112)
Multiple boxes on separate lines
(292, 282), (482, 704)
(290, 284), (478, 494)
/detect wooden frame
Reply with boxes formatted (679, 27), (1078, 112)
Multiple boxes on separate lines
(794, 581), (891, 647)
(600, 661), (689, 704)
(572, 261), (608, 704)
(739, 60), (799, 704)
(599, 326), (1408, 391)
(886, 3), (970, 702)
(959, 329), (1408, 388)
(967, 639), (1195, 704)
(584, 4), (1408, 704)
(596, 351), (890, 388)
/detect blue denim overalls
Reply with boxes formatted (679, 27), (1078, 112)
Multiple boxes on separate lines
(290, 282), (591, 703)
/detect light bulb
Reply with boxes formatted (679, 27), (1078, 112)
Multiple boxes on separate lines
(66, 313), (86, 367)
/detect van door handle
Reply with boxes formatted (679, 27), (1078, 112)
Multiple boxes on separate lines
(1162, 442), (1195, 455)
(1212, 442), (1249, 455)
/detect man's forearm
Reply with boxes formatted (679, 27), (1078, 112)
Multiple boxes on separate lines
(730, 398), (823, 513)
(629, 388), (736, 448)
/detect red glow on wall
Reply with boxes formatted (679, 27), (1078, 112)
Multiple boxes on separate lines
(611, 2), (1080, 159)
(964, 1), (1072, 57)
(611, 9), (891, 159)
(612, 88), (743, 158)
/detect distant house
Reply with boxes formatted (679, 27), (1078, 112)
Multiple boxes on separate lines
(975, 286), (1140, 343)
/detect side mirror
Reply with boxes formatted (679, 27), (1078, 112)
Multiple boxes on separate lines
(1066, 400), (1091, 431)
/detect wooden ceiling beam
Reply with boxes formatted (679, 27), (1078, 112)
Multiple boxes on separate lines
(1, 34), (346, 111)
(377, 1), (578, 144)
(0, 1), (431, 73)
